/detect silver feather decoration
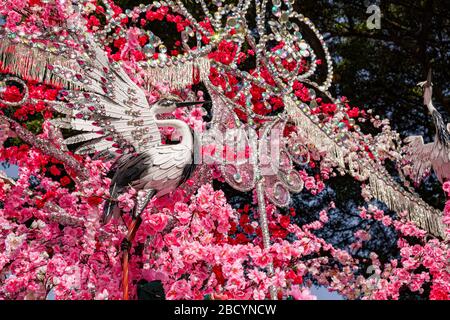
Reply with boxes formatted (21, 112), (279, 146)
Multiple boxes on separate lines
(0, 38), (79, 88)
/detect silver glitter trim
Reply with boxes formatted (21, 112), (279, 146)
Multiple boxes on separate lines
(284, 96), (445, 239)
(142, 57), (211, 90)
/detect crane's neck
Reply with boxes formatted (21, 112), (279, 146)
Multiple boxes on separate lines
(423, 85), (435, 114)
(427, 101), (437, 114)
(155, 119), (193, 148)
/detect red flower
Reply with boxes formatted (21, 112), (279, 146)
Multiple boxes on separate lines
(131, 49), (145, 61)
(280, 215), (291, 229)
(268, 96), (284, 111)
(289, 208), (296, 217)
(145, 10), (155, 21)
(430, 284), (450, 300)
(1, 85), (23, 104)
(28, 0), (42, 6)
(60, 176), (72, 187)
(138, 35), (148, 47)
(110, 53), (121, 62)
(260, 68), (276, 86)
(235, 233), (249, 244)
(49, 165), (61, 176)
(347, 107), (360, 118)
(43, 110), (53, 119)
(35, 199), (45, 209)
(229, 221), (237, 234)
(286, 270), (304, 285)
(113, 38), (126, 50)
(293, 81), (311, 102)
(321, 103), (337, 115)
(239, 214), (250, 225)
(272, 229), (288, 238)
(212, 265), (225, 286)
(87, 16), (100, 27)
(35, 101), (46, 113)
(87, 196), (103, 207)
(44, 88), (58, 101)
(95, 5), (105, 14)
(242, 224), (254, 234)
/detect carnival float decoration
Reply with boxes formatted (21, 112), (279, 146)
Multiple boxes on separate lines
(0, 0), (448, 300)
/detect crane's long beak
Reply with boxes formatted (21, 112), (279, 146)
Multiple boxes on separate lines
(426, 68), (432, 87)
(175, 101), (211, 108)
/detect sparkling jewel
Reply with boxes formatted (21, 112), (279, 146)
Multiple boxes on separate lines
(233, 172), (242, 183)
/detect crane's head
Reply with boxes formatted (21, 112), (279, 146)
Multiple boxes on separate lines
(418, 68), (433, 108)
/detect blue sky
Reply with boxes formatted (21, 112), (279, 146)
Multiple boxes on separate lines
(0, 162), (18, 179)
(311, 286), (344, 300)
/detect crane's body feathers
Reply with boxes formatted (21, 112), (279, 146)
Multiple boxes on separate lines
(102, 145), (194, 223)
(132, 144), (193, 195)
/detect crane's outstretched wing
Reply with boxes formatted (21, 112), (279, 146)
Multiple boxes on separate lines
(432, 156), (450, 183)
(46, 32), (161, 156)
(404, 135), (433, 182)
(1, 4), (161, 156)
(404, 133), (450, 183)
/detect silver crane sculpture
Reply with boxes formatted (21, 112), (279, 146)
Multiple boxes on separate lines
(46, 31), (206, 299)
(102, 98), (199, 224)
(102, 98), (202, 300)
(405, 69), (450, 183)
